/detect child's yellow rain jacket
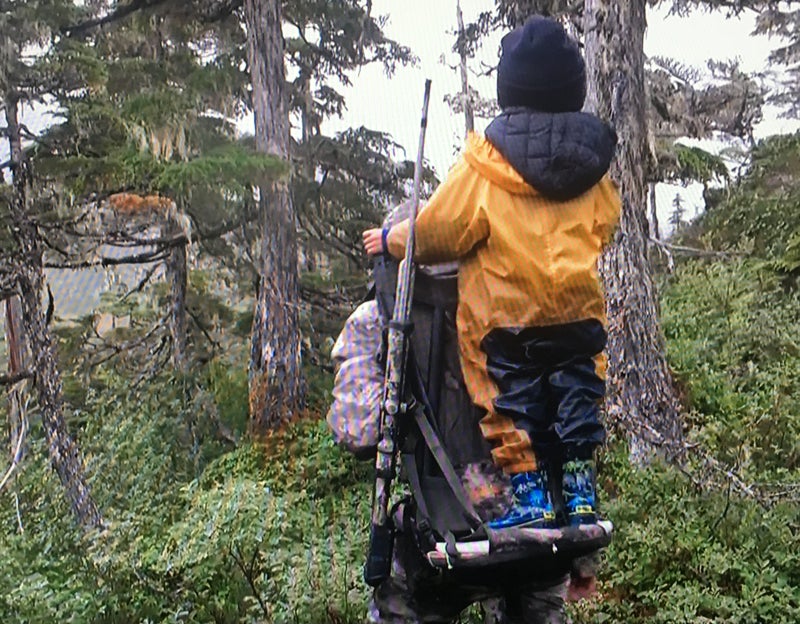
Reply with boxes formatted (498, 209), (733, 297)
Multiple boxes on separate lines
(388, 109), (621, 472)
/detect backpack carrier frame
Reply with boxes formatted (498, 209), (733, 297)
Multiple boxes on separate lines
(371, 254), (613, 577)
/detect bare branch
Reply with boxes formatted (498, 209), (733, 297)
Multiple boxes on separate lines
(120, 265), (160, 302)
(43, 235), (188, 269)
(85, 318), (166, 370)
(0, 370), (34, 386)
(188, 307), (220, 349)
(649, 237), (746, 258)
(0, 403), (28, 494)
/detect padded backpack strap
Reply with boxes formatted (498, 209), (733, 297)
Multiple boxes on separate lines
(411, 401), (483, 532)
(372, 255), (482, 532)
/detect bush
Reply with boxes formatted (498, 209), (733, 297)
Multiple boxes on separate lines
(0, 366), (374, 623)
(572, 456), (800, 624)
(660, 259), (800, 480)
(5, 247), (800, 622)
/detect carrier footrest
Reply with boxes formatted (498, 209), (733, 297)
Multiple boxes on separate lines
(425, 520), (613, 569)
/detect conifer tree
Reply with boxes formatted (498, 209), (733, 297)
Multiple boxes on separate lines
(456, 0), (475, 135)
(1, 0), (103, 529)
(756, 4), (800, 118)
(242, 0), (302, 428)
(647, 56), (761, 240)
(244, 0), (414, 430)
(48, 1), (285, 378)
(657, 2), (799, 117)
(59, 0), (415, 430)
(669, 192), (686, 234)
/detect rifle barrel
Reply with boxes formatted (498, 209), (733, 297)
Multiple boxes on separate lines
(365, 79), (433, 587)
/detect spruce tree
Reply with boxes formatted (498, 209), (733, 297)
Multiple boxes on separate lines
(242, 0), (302, 429)
(244, 0), (414, 430)
(1, 0), (103, 529)
(669, 192), (686, 233)
(25, 2), (286, 437)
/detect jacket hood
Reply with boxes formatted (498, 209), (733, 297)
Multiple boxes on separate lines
(477, 108), (617, 201)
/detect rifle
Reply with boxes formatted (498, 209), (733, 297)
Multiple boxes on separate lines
(364, 79), (432, 588)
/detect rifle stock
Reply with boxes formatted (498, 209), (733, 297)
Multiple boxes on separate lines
(364, 79), (432, 588)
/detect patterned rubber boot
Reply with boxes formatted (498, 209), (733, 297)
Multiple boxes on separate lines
(488, 470), (556, 530)
(562, 459), (597, 526)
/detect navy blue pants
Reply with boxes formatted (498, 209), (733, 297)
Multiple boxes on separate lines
(481, 319), (607, 462)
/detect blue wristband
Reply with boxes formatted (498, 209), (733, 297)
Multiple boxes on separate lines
(381, 227), (389, 254)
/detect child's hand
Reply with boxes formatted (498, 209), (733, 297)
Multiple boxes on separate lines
(362, 228), (384, 256)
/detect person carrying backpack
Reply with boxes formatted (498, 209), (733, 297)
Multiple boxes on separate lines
(363, 15), (621, 531)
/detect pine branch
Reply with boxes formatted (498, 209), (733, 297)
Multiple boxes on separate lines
(61, 0), (172, 37)
(61, 0), (244, 33)
(196, 0), (243, 22)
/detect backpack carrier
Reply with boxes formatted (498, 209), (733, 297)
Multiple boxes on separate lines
(371, 255), (613, 576)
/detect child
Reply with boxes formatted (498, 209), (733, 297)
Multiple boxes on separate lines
(363, 15), (621, 529)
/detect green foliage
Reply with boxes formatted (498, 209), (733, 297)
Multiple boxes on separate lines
(0, 372), (372, 624)
(661, 259), (800, 480)
(294, 125), (430, 268)
(206, 359), (250, 435)
(7, 261), (800, 622)
(5, 3), (800, 623)
(671, 143), (730, 185)
(695, 133), (800, 257)
(574, 457), (800, 624)
(768, 229), (800, 284)
(155, 145), (288, 198)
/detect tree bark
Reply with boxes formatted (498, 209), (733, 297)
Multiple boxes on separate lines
(5, 296), (28, 463)
(165, 212), (188, 372)
(583, 0), (684, 463)
(243, 0), (304, 432)
(648, 181), (661, 241)
(4, 95), (103, 528)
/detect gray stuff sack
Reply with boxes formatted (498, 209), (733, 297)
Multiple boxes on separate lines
(326, 300), (383, 455)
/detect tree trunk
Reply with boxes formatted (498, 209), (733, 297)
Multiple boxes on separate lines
(5, 95), (103, 528)
(649, 181), (660, 241)
(244, 0), (304, 431)
(5, 296), (28, 462)
(583, 0), (684, 463)
(165, 213), (188, 372)
(456, 0), (474, 135)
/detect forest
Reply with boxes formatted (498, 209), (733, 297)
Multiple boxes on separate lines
(0, 0), (798, 622)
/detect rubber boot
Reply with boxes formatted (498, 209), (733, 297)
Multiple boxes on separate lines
(488, 469), (556, 530)
(562, 459), (597, 526)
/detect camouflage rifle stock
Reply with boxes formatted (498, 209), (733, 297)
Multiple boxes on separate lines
(364, 79), (432, 588)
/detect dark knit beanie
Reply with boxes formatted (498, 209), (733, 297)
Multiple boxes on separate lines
(496, 15), (586, 112)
